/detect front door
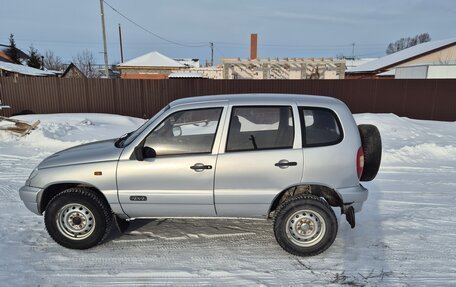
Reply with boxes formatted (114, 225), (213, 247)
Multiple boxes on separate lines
(117, 107), (224, 218)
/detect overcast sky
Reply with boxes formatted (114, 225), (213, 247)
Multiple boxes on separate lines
(1, 0), (455, 65)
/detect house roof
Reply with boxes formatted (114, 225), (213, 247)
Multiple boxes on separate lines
(0, 51), (12, 63)
(0, 61), (55, 76)
(119, 51), (185, 68)
(62, 63), (86, 78)
(348, 38), (456, 73)
(0, 44), (30, 60)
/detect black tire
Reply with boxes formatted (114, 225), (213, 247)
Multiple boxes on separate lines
(44, 188), (114, 249)
(273, 194), (338, 257)
(358, 124), (382, 182)
(115, 216), (130, 233)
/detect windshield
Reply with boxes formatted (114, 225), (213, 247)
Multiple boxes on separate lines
(115, 105), (170, 148)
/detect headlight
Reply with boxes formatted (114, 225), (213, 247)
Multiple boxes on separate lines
(25, 168), (39, 186)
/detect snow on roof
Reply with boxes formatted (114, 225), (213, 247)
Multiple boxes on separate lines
(348, 38), (456, 73)
(0, 61), (55, 76)
(119, 51), (185, 68)
(168, 72), (205, 78)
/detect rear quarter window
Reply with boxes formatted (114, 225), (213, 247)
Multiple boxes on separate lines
(299, 107), (343, 147)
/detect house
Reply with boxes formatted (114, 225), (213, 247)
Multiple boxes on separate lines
(61, 63), (86, 78)
(220, 57), (346, 79)
(384, 64), (456, 79)
(220, 33), (345, 79)
(118, 51), (192, 79)
(346, 38), (456, 79)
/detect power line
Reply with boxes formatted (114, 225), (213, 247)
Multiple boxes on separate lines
(102, 0), (208, 48)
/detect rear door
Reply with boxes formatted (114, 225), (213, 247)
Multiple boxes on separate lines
(214, 105), (303, 217)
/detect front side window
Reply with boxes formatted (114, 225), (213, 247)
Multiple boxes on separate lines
(226, 106), (294, 152)
(144, 108), (222, 156)
(300, 108), (342, 146)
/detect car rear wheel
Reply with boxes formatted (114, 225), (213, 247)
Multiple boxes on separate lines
(44, 187), (114, 249)
(273, 194), (337, 256)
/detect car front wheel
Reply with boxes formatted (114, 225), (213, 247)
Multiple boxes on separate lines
(44, 188), (113, 249)
(273, 194), (338, 256)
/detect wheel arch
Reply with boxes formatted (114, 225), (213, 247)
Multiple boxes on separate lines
(268, 183), (343, 217)
(39, 182), (110, 214)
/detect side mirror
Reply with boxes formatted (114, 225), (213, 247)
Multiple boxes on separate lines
(134, 146), (157, 161)
(134, 146), (144, 161)
(143, 147), (157, 158)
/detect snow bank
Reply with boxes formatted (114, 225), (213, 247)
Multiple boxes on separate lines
(0, 113), (145, 152)
(355, 113), (456, 165)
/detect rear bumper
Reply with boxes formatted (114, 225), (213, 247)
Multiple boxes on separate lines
(336, 184), (368, 213)
(19, 185), (43, 215)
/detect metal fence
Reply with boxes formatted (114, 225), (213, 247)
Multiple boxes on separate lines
(0, 77), (455, 121)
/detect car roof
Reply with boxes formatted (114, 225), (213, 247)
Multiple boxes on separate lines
(169, 93), (344, 108)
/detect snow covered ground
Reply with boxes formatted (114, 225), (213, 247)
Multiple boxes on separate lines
(0, 112), (455, 286)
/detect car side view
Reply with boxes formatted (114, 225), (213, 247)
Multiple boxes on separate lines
(19, 94), (382, 256)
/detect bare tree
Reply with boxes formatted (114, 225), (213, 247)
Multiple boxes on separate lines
(386, 33), (431, 55)
(72, 49), (99, 78)
(43, 50), (64, 71)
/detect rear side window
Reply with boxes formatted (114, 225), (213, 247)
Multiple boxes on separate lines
(300, 107), (343, 147)
(226, 106), (294, 152)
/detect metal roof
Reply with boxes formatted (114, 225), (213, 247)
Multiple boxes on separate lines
(348, 38), (456, 73)
(0, 61), (55, 76)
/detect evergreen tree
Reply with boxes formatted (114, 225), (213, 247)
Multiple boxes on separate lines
(27, 45), (42, 69)
(5, 33), (21, 64)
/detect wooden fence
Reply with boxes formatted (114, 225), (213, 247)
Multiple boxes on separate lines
(0, 78), (455, 121)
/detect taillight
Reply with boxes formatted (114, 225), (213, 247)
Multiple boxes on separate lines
(357, 147), (364, 179)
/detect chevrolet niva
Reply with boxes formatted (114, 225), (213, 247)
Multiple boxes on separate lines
(20, 94), (381, 256)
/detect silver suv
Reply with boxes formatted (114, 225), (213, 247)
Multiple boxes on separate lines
(19, 94), (381, 256)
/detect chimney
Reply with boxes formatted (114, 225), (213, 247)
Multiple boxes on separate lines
(250, 33), (258, 60)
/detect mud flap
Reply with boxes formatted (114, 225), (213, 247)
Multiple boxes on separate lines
(344, 205), (356, 228)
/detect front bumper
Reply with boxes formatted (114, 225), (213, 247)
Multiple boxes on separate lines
(19, 186), (43, 215)
(336, 184), (368, 213)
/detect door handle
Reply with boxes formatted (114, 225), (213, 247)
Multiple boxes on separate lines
(190, 163), (212, 171)
(274, 160), (297, 169)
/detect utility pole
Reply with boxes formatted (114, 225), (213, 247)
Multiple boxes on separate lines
(118, 24), (124, 63)
(351, 42), (355, 60)
(99, 0), (110, 78)
(210, 42), (214, 67)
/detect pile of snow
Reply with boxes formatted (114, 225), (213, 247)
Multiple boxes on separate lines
(0, 113), (145, 152)
(355, 113), (456, 165)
